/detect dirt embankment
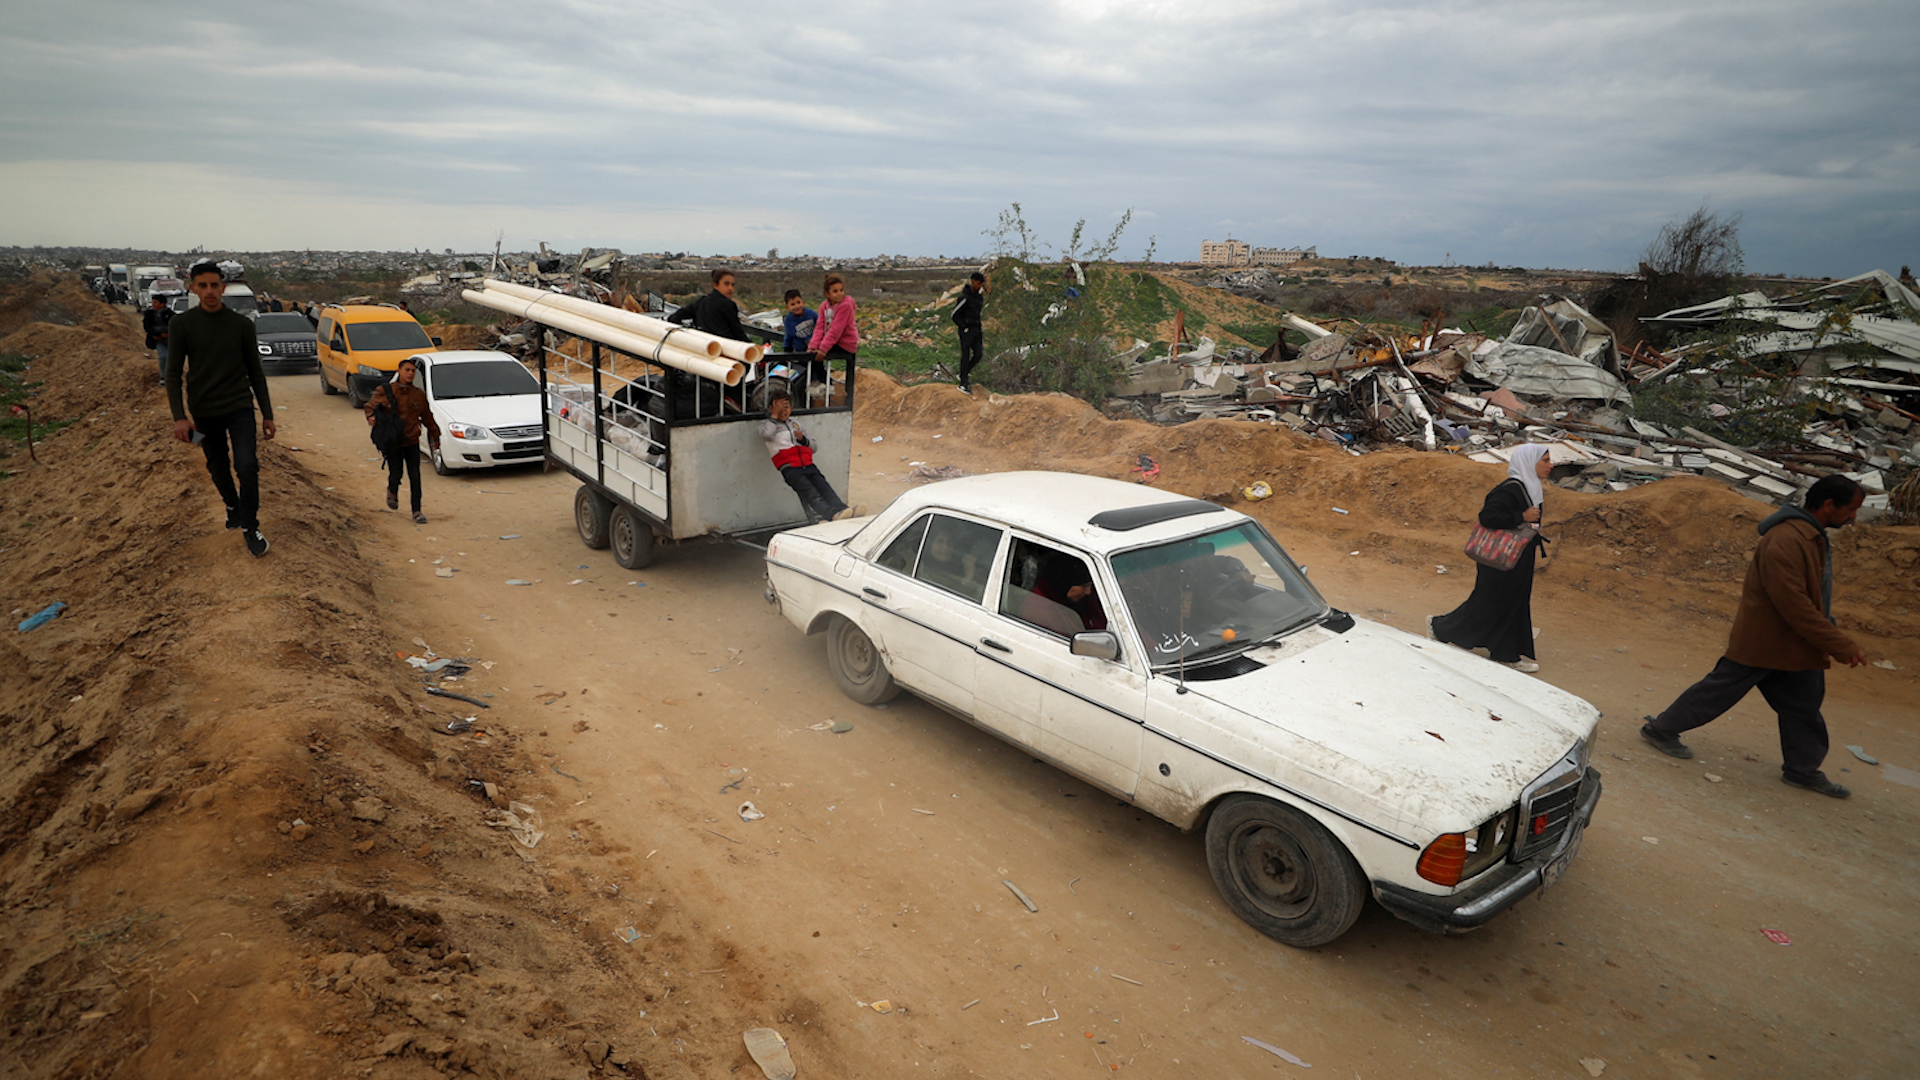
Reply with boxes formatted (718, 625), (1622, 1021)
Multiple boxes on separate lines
(854, 372), (1920, 643)
(0, 276), (764, 1080)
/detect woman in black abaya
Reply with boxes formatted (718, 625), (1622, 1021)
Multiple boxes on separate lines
(1429, 444), (1551, 672)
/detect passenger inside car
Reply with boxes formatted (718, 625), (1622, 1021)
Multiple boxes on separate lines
(1001, 540), (1107, 637)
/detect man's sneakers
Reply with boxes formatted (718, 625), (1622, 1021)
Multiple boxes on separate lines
(244, 528), (269, 558)
(225, 503), (242, 530)
(1503, 659), (1541, 673)
(412, 512), (428, 525)
(1639, 721), (1693, 760)
(387, 490), (399, 511)
(957, 383), (973, 395)
(831, 504), (867, 521)
(1782, 775), (1851, 799)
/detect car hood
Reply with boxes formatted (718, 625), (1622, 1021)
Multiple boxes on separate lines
(431, 393), (543, 429)
(1177, 618), (1597, 833)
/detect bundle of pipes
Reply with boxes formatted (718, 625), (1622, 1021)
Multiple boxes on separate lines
(462, 278), (759, 386)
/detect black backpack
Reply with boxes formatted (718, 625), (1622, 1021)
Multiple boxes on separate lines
(369, 397), (403, 455)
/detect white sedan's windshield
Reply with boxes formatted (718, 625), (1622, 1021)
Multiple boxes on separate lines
(1110, 522), (1327, 668)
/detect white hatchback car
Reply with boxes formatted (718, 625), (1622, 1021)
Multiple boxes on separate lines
(409, 350), (546, 473)
(765, 472), (1602, 947)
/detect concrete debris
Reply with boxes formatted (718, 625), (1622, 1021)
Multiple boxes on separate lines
(1109, 273), (1919, 513)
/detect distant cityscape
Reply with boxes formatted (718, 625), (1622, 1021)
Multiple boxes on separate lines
(1198, 239), (1317, 267)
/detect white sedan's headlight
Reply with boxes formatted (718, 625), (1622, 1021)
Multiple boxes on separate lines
(449, 423), (491, 441)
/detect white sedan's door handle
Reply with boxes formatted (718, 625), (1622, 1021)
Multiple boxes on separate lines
(862, 586), (888, 599)
(979, 637), (1011, 653)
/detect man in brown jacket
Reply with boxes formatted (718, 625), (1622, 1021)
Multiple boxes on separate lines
(1640, 475), (1868, 798)
(364, 357), (442, 524)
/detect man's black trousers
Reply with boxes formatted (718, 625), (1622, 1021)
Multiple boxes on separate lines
(1650, 657), (1830, 783)
(194, 408), (259, 530)
(779, 464), (846, 521)
(386, 445), (423, 513)
(956, 325), (983, 385)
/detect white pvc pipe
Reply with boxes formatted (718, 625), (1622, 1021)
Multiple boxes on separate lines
(461, 288), (744, 386)
(481, 278), (763, 364)
(1280, 313), (1333, 340)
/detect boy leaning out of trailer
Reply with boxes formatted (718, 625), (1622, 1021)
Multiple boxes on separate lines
(758, 390), (860, 524)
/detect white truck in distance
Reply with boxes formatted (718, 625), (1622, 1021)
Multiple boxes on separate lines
(764, 472), (1602, 947)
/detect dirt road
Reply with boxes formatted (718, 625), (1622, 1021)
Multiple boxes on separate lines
(269, 372), (1919, 1079)
(2, 275), (1914, 1079)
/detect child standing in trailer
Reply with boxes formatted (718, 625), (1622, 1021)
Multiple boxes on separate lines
(758, 389), (859, 524)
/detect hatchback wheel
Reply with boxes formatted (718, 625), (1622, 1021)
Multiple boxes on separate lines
(319, 368), (338, 396)
(826, 615), (899, 705)
(1205, 794), (1365, 947)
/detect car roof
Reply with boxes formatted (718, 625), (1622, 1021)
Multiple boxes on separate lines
(324, 304), (420, 323)
(855, 471), (1247, 558)
(417, 350), (523, 366)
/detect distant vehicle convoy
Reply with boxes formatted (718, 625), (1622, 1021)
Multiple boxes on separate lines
(314, 303), (440, 407)
(252, 312), (321, 375)
(764, 472), (1603, 947)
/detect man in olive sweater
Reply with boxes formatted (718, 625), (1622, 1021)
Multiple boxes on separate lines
(1641, 475), (1868, 798)
(166, 261), (276, 557)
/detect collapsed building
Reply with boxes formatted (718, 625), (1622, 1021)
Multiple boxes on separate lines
(1114, 271), (1920, 523)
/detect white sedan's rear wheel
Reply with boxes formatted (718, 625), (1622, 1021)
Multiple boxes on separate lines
(827, 615), (899, 705)
(1205, 794), (1365, 947)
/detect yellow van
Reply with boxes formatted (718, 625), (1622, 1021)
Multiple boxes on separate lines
(315, 304), (441, 407)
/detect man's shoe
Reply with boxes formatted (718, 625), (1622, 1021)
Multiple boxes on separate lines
(225, 504), (242, 530)
(832, 504), (867, 521)
(1782, 775), (1851, 799)
(1424, 615), (1438, 641)
(1504, 659), (1540, 673)
(412, 512), (428, 524)
(244, 528), (269, 558)
(1639, 721), (1693, 760)
(957, 383), (972, 395)
(387, 491), (399, 510)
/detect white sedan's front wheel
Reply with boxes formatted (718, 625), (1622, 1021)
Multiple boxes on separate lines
(827, 615), (899, 705)
(1205, 794), (1366, 947)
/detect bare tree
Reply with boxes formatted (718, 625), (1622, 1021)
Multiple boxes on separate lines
(1642, 204), (1743, 280)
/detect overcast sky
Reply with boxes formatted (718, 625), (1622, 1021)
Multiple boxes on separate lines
(3, 0), (1914, 275)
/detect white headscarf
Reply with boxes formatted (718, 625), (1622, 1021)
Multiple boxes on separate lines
(1507, 443), (1549, 508)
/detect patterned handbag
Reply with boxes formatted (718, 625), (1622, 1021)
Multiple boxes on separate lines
(1463, 521), (1536, 571)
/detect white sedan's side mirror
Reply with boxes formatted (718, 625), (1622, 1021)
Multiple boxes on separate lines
(1070, 631), (1120, 662)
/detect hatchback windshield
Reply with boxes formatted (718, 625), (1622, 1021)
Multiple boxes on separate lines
(1110, 522), (1327, 668)
(254, 313), (313, 335)
(345, 320), (433, 351)
(431, 360), (539, 399)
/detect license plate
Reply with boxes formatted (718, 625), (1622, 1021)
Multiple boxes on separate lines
(1540, 826), (1585, 892)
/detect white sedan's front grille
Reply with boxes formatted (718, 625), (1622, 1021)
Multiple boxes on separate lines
(491, 424), (543, 440)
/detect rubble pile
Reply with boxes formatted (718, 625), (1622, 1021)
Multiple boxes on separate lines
(1110, 270), (1920, 519)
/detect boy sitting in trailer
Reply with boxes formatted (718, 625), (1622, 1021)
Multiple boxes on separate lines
(759, 390), (859, 524)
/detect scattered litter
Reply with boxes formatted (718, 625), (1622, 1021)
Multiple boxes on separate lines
(1579, 1058), (1607, 1077)
(1641, 836), (1660, 844)
(1241, 1036), (1311, 1068)
(961, 998), (980, 1010)
(1111, 973), (1142, 986)
(1435, 565), (1449, 574)
(742, 1027), (796, 1080)
(1872, 660), (1900, 670)
(1425, 731), (1444, 741)
(16, 601), (66, 633)
(616, 926), (641, 943)
(499, 534), (522, 539)
(1068, 876), (1080, 894)
(1330, 507), (1349, 515)
(932, 433), (943, 438)
(569, 579), (583, 585)
(871, 435), (883, 443)
(505, 579), (532, 586)
(630, 580), (647, 586)
(1846, 745), (1880, 765)
(738, 801), (765, 822)
(435, 567), (455, 577)
(1881, 763), (1920, 789)
(807, 721), (833, 731)
(1003, 879), (1038, 913)
(1242, 481), (1272, 501)
(1026, 1009), (1059, 1026)
(1761, 928), (1792, 945)
(487, 801), (545, 848)
(831, 720), (853, 734)
(1130, 454), (1159, 482)
(424, 685), (490, 708)
(1704, 773), (1723, 783)
(911, 808), (935, 816)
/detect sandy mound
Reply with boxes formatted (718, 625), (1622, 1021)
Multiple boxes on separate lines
(854, 370), (1920, 639)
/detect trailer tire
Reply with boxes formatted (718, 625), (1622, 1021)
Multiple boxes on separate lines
(574, 485), (611, 549)
(826, 615), (900, 705)
(610, 505), (655, 569)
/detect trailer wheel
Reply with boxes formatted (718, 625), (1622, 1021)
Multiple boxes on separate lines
(574, 486), (611, 549)
(1204, 794), (1365, 947)
(609, 505), (655, 569)
(827, 615), (899, 705)
(318, 368), (339, 396)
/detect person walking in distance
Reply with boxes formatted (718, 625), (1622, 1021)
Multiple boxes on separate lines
(1640, 475), (1870, 798)
(166, 260), (274, 557)
(143, 293), (174, 385)
(1428, 444), (1552, 671)
(363, 357), (442, 524)
(952, 270), (987, 394)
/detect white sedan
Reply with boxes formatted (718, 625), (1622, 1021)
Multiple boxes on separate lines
(409, 350), (546, 473)
(765, 472), (1601, 947)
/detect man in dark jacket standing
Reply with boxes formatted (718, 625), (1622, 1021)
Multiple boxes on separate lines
(667, 269), (747, 342)
(143, 294), (174, 384)
(952, 271), (987, 394)
(167, 261), (275, 557)
(1640, 475), (1868, 797)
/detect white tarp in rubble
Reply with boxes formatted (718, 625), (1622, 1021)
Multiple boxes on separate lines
(1645, 270), (1920, 364)
(1467, 342), (1632, 403)
(1505, 298), (1623, 375)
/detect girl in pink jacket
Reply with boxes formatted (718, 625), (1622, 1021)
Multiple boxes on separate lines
(807, 273), (859, 366)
